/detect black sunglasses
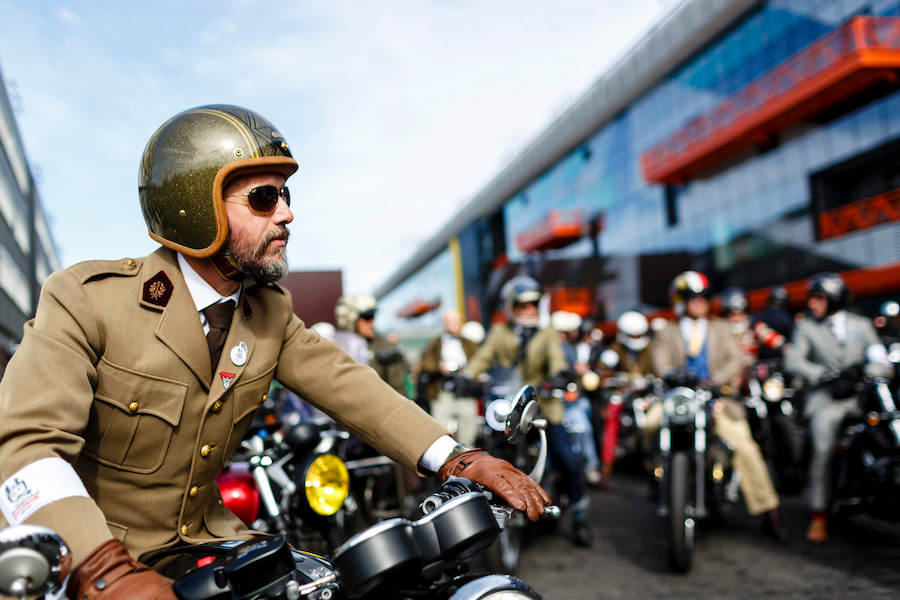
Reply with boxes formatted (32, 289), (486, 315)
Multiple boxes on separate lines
(225, 185), (290, 213)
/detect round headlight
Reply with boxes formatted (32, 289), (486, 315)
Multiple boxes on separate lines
(762, 377), (785, 402)
(305, 453), (349, 516)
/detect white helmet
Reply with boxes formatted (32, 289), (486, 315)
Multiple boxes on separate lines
(551, 311), (582, 333)
(335, 295), (377, 332)
(460, 321), (486, 345)
(617, 311), (650, 352)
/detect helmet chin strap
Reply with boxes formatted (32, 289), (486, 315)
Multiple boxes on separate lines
(208, 253), (247, 281)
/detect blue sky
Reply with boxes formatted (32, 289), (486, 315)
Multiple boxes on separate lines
(0, 1), (677, 293)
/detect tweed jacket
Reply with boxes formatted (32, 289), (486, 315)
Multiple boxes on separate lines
(785, 311), (885, 385)
(650, 319), (744, 386)
(0, 248), (447, 564)
(419, 335), (479, 401)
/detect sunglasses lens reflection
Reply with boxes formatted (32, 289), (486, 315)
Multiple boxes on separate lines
(246, 185), (290, 212)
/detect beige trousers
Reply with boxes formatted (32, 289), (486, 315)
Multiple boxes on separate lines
(430, 390), (479, 447)
(644, 398), (779, 515)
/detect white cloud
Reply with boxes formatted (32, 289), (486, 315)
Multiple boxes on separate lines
(55, 6), (82, 27)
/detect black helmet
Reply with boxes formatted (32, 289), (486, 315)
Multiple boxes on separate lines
(720, 287), (748, 314)
(808, 272), (848, 313)
(769, 285), (789, 308)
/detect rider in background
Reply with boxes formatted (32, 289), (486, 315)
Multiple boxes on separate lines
(603, 310), (655, 481)
(721, 287), (756, 366)
(553, 311), (603, 487)
(651, 271), (789, 541)
(420, 309), (480, 447)
(752, 286), (794, 362)
(784, 273), (890, 543)
(464, 275), (593, 547)
(335, 295), (410, 397)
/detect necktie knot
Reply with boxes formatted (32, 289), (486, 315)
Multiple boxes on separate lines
(203, 301), (235, 377)
(204, 301), (235, 331)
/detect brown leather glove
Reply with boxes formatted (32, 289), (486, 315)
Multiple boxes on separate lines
(67, 539), (176, 600)
(438, 449), (551, 522)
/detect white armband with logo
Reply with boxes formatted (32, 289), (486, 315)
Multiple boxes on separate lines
(0, 457), (90, 525)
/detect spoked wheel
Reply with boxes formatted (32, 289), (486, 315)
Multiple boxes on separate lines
(484, 513), (524, 574)
(667, 451), (694, 573)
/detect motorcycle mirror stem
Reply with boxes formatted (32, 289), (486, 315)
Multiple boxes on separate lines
(504, 385), (550, 484)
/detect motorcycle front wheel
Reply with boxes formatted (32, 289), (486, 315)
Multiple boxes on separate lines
(667, 451), (694, 573)
(484, 516), (523, 574)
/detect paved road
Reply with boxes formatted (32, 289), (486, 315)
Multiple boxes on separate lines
(516, 474), (900, 599)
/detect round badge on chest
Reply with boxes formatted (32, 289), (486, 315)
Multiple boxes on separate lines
(230, 341), (248, 366)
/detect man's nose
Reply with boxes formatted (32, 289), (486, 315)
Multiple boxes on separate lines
(272, 197), (293, 225)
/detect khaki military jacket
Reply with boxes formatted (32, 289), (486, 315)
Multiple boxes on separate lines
(463, 323), (568, 423)
(651, 319), (744, 386)
(419, 335), (479, 401)
(608, 341), (655, 377)
(0, 248), (447, 564)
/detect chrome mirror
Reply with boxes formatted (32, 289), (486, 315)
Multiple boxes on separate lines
(505, 385), (539, 444)
(0, 525), (71, 599)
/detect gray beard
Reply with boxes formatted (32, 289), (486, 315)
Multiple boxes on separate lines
(224, 229), (289, 283)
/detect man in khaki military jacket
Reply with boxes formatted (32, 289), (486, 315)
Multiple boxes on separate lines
(334, 294), (409, 396)
(420, 309), (480, 446)
(463, 276), (592, 547)
(0, 105), (550, 599)
(651, 271), (787, 540)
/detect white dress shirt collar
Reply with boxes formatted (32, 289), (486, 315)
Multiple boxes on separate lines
(177, 254), (241, 333)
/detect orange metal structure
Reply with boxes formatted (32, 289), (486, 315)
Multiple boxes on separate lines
(641, 16), (900, 184)
(396, 298), (442, 319)
(818, 187), (900, 240)
(515, 209), (586, 253)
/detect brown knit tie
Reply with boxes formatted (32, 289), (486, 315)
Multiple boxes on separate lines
(203, 301), (236, 377)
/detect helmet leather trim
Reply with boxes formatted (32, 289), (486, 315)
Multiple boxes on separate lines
(149, 156), (298, 259)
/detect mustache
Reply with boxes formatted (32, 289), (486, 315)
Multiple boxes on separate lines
(253, 227), (290, 258)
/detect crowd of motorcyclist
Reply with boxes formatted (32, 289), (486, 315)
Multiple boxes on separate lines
(297, 268), (899, 552)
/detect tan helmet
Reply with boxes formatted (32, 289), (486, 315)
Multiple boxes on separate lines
(335, 295), (377, 331)
(138, 104), (298, 258)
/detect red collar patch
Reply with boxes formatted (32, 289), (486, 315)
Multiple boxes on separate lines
(142, 270), (174, 307)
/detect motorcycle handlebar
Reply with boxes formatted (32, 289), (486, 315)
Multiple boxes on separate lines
(421, 477), (560, 520)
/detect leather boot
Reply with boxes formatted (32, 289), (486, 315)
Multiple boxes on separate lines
(761, 508), (790, 542)
(806, 514), (827, 543)
(572, 519), (593, 547)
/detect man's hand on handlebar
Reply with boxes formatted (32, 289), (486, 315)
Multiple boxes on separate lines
(437, 450), (551, 522)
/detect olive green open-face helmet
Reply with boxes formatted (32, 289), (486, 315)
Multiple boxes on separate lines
(139, 104), (299, 258)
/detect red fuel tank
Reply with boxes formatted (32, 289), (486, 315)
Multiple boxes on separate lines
(216, 462), (260, 526)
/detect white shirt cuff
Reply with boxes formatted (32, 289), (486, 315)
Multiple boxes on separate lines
(418, 435), (460, 473)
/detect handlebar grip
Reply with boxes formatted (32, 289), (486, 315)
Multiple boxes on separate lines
(543, 505), (561, 519)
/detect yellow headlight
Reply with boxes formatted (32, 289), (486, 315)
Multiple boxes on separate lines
(305, 453), (349, 516)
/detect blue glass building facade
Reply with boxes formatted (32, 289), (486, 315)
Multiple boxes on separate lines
(378, 0), (900, 346)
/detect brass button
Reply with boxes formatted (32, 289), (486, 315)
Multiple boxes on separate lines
(180, 523), (189, 536)
(189, 486), (199, 498)
(200, 444), (212, 458)
(217, 499), (224, 507)
(123, 258), (136, 269)
(128, 401), (139, 413)
(211, 400), (223, 412)
(261, 393), (268, 401)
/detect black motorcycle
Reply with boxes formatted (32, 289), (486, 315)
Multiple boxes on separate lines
(828, 361), (900, 524)
(743, 360), (805, 493)
(656, 376), (739, 573)
(0, 386), (557, 600)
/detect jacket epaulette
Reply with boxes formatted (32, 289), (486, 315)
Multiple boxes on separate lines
(67, 257), (143, 284)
